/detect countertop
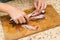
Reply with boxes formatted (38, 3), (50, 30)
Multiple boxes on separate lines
(0, 0), (60, 40)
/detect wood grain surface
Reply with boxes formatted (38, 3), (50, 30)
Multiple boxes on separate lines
(0, 5), (60, 40)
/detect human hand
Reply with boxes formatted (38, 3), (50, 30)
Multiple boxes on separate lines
(33, 0), (47, 16)
(8, 7), (29, 24)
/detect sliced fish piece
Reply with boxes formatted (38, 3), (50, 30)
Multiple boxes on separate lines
(22, 24), (38, 30)
(28, 10), (45, 17)
(29, 14), (45, 20)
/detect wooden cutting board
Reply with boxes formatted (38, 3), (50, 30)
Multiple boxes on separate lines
(0, 5), (60, 40)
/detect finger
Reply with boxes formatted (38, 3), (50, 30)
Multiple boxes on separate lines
(24, 14), (29, 22)
(44, 2), (47, 9)
(34, 1), (38, 9)
(20, 16), (26, 23)
(18, 17), (23, 24)
(38, 3), (44, 13)
(13, 19), (18, 24)
(37, 1), (42, 10)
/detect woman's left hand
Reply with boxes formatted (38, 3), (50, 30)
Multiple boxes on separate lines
(33, 0), (47, 16)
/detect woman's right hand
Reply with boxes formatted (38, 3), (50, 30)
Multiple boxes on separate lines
(8, 7), (29, 24)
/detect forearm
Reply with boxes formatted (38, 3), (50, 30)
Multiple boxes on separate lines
(0, 2), (17, 14)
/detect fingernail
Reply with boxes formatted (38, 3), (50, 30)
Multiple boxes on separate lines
(42, 10), (45, 13)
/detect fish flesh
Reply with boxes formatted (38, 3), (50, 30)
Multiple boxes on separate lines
(29, 14), (45, 20)
(28, 10), (45, 20)
(22, 24), (38, 30)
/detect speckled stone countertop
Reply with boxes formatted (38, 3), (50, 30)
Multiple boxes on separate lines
(0, 0), (60, 40)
